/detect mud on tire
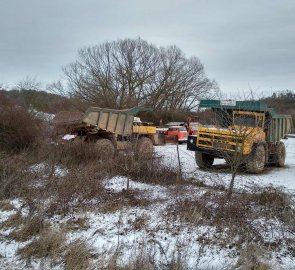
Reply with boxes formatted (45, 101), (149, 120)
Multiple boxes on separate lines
(274, 142), (286, 167)
(95, 139), (115, 158)
(246, 144), (265, 173)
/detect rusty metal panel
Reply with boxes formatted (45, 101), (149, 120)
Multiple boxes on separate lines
(107, 113), (118, 132)
(82, 106), (153, 135)
(98, 112), (109, 130)
(84, 111), (99, 126)
(116, 114), (126, 134)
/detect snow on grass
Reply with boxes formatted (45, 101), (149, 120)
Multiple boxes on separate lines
(103, 176), (169, 200)
(63, 204), (237, 269)
(29, 162), (68, 177)
(1, 139), (295, 269)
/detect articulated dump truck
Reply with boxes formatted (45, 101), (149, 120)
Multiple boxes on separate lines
(63, 106), (158, 156)
(187, 100), (293, 173)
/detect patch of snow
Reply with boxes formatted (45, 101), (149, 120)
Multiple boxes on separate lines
(251, 218), (295, 243)
(155, 138), (295, 194)
(29, 162), (68, 177)
(30, 109), (55, 122)
(62, 134), (76, 141)
(103, 176), (168, 200)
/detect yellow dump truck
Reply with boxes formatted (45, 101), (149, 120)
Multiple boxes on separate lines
(187, 100), (293, 173)
(63, 106), (158, 156)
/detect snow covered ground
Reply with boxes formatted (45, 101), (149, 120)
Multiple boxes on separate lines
(155, 137), (295, 194)
(0, 138), (295, 269)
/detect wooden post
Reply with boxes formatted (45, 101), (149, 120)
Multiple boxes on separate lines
(176, 136), (182, 182)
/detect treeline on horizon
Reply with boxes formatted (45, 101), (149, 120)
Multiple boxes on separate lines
(1, 88), (295, 125)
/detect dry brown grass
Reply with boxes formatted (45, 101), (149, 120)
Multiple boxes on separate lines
(0, 211), (24, 230)
(113, 153), (180, 186)
(9, 215), (49, 242)
(64, 240), (93, 270)
(96, 243), (205, 270)
(59, 140), (105, 166)
(63, 217), (90, 231)
(17, 227), (65, 262)
(130, 213), (149, 231)
(0, 200), (15, 211)
(25, 160), (150, 216)
(0, 104), (41, 152)
(99, 189), (150, 213)
(104, 249), (154, 270)
(0, 151), (32, 199)
(165, 186), (295, 250)
(236, 244), (270, 270)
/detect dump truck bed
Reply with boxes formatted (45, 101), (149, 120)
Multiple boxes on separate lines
(82, 107), (152, 136)
(267, 115), (293, 142)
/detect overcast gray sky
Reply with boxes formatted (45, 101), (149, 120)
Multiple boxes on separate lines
(0, 0), (294, 95)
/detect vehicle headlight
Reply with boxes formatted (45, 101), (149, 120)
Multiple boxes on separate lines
(190, 139), (194, 144)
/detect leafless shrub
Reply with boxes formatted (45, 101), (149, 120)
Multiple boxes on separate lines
(0, 151), (31, 199)
(45, 164), (106, 215)
(39, 161), (149, 215)
(0, 104), (41, 152)
(58, 140), (112, 167)
(17, 227), (65, 263)
(166, 197), (211, 227)
(64, 240), (93, 270)
(113, 153), (180, 186)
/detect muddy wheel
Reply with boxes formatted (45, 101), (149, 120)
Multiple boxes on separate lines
(246, 144), (265, 173)
(274, 142), (286, 167)
(96, 139), (115, 157)
(136, 137), (153, 157)
(195, 152), (214, 169)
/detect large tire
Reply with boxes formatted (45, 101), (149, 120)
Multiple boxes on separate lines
(274, 142), (286, 167)
(246, 144), (265, 173)
(96, 139), (115, 157)
(195, 152), (214, 169)
(136, 137), (153, 157)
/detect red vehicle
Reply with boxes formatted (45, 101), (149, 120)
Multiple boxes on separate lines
(165, 126), (188, 143)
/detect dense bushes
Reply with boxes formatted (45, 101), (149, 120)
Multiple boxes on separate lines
(0, 100), (41, 152)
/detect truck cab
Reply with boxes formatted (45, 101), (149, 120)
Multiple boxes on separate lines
(166, 126), (188, 143)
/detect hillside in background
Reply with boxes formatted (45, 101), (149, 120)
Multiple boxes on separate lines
(0, 89), (88, 114)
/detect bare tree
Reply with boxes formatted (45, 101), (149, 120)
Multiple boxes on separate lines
(16, 76), (41, 91)
(63, 38), (218, 111)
